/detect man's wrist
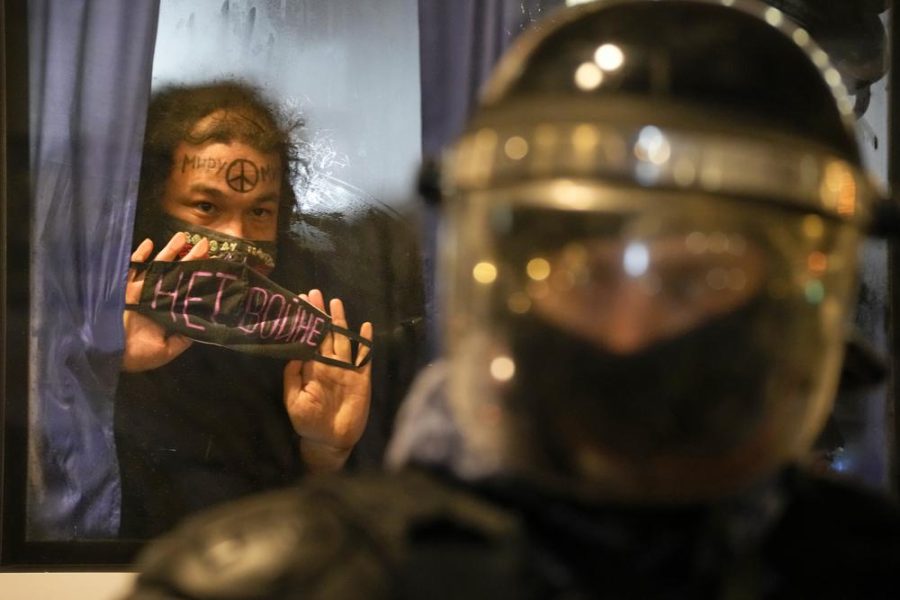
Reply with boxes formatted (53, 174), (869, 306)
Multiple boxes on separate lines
(298, 438), (352, 473)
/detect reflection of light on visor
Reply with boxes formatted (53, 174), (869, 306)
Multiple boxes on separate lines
(473, 261), (498, 284)
(805, 280), (825, 304)
(504, 136), (529, 160)
(575, 62), (603, 90)
(527, 258), (551, 281)
(594, 43), (624, 71)
(764, 7), (784, 27)
(623, 242), (650, 277)
(634, 126), (671, 165)
(490, 355), (516, 382)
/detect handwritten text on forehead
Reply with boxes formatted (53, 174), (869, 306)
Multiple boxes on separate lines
(181, 154), (279, 193)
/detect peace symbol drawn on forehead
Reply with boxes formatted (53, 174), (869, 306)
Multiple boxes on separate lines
(226, 159), (260, 193)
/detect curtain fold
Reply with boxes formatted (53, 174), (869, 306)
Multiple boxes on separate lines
(27, 0), (160, 539)
(417, 0), (566, 354)
(418, 0), (564, 156)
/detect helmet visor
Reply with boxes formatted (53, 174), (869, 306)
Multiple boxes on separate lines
(443, 184), (860, 500)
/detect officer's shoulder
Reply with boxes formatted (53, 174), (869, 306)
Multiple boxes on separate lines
(127, 470), (521, 600)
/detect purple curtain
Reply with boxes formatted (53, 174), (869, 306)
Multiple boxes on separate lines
(418, 0), (565, 156)
(417, 0), (566, 353)
(27, 0), (160, 539)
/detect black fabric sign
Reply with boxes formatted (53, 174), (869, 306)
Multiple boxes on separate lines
(125, 258), (370, 368)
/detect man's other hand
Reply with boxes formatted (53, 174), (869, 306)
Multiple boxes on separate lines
(283, 289), (373, 473)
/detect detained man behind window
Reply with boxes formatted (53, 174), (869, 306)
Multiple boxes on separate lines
(114, 82), (423, 539)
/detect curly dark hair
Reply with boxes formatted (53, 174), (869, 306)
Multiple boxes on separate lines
(134, 80), (307, 244)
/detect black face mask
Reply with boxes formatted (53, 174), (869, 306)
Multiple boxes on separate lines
(152, 215), (278, 275)
(508, 298), (770, 469)
(125, 258), (371, 369)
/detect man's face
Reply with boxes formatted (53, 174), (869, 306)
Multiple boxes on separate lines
(161, 140), (283, 241)
(529, 234), (765, 354)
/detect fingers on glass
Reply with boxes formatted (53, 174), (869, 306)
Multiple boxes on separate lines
(181, 237), (209, 261)
(131, 238), (154, 262)
(331, 298), (350, 359)
(301, 290), (369, 366)
(128, 239), (154, 291)
(356, 322), (373, 367)
(155, 232), (188, 261)
(305, 290), (333, 355)
(307, 289), (326, 311)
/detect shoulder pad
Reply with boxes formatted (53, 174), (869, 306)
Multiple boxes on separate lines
(126, 482), (387, 599)
(125, 471), (523, 600)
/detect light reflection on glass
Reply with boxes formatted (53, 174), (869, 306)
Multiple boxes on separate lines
(553, 180), (595, 210)
(764, 7), (783, 27)
(792, 28), (810, 47)
(802, 215), (825, 239)
(805, 280), (825, 304)
(634, 126), (671, 165)
(504, 136), (529, 160)
(573, 124), (600, 153)
(623, 242), (650, 277)
(574, 61), (604, 90)
(473, 261), (498, 284)
(811, 49), (829, 68)
(824, 68), (842, 87)
(837, 96), (854, 115)
(527, 257), (552, 281)
(821, 161), (857, 217)
(594, 43), (624, 71)
(508, 292), (532, 314)
(490, 356), (516, 382)
(808, 251), (828, 274)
